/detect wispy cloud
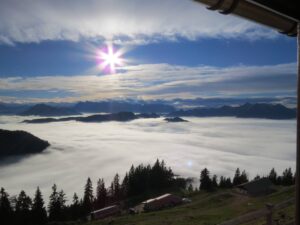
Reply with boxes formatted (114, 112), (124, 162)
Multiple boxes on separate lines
(0, 63), (296, 103)
(0, 0), (278, 45)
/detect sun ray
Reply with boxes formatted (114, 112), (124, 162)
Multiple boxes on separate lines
(97, 44), (125, 74)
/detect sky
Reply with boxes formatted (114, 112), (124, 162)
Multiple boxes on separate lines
(0, 0), (297, 103)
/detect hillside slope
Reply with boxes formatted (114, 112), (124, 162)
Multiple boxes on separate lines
(85, 186), (295, 225)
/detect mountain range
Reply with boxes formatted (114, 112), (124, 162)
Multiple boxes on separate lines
(0, 97), (296, 115)
(23, 112), (160, 124)
(169, 103), (296, 119)
(20, 104), (80, 116)
(0, 98), (297, 120)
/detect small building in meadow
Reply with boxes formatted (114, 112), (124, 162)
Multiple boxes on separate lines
(236, 178), (274, 196)
(141, 193), (182, 211)
(90, 205), (120, 220)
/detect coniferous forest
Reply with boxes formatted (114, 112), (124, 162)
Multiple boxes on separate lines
(0, 159), (295, 225)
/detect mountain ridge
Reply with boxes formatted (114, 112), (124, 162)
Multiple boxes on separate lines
(169, 103), (296, 119)
(0, 129), (50, 160)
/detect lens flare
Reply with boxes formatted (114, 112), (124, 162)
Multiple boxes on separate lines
(97, 44), (124, 74)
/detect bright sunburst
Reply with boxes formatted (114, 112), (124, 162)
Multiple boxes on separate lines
(97, 44), (124, 74)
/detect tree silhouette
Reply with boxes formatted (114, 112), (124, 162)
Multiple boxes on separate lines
(95, 179), (107, 209)
(268, 168), (277, 184)
(212, 175), (218, 190)
(282, 168), (294, 186)
(83, 177), (93, 215)
(48, 184), (66, 221)
(233, 168), (241, 185)
(199, 168), (213, 191)
(70, 192), (82, 220)
(111, 174), (121, 202)
(31, 187), (47, 225)
(15, 190), (32, 225)
(0, 188), (13, 225)
(240, 170), (249, 183)
(233, 168), (248, 185)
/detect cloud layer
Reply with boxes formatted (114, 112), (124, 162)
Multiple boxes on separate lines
(0, 116), (296, 203)
(0, 63), (297, 103)
(0, 0), (278, 45)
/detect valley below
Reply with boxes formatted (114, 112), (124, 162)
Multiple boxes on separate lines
(0, 115), (296, 203)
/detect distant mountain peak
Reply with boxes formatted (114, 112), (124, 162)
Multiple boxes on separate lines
(169, 103), (296, 120)
(20, 104), (80, 116)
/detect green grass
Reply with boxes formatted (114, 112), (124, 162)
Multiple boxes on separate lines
(84, 186), (295, 225)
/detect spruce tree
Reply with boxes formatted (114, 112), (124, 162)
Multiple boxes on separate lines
(0, 187), (13, 225)
(58, 190), (66, 221)
(83, 177), (93, 215)
(240, 170), (249, 183)
(15, 190), (32, 225)
(282, 168), (294, 186)
(199, 168), (212, 191)
(112, 174), (120, 201)
(121, 174), (129, 199)
(48, 184), (64, 221)
(233, 168), (241, 185)
(32, 187), (47, 225)
(268, 168), (277, 184)
(95, 179), (107, 209)
(225, 177), (233, 188)
(212, 175), (218, 189)
(70, 193), (81, 220)
(219, 176), (226, 188)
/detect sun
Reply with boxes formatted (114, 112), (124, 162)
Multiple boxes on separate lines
(97, 44), (124, 74)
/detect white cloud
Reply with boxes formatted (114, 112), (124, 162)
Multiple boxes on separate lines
(0, 0), (278, 45)
(0, 63), (297, 103)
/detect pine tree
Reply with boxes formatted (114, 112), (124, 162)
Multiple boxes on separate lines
(111, 174), (120, 201)
(268, 168), (277, 184)
(15, 190), (32, 225)
(95, 179), (107, 209)
(240, 170), (249, 183)
(83, 177), (93, 215)
(225, 177), (233, 188)
(58, 190), (67, 220)
(219, 176), (226, 188)
(48, 184), (65, 221)
(32, 187), (47, 225)
(253, 175), (261, 180)
(282, 168), (294, 186)
(199, 168), (212, 191)
(212, 175), (218, 189)
(0, 187), (13, 225)
(121, 173), (129, 198)
(233, 168), (241, 185)
(233, 168), (242, 185)
(70, 193), (82, 220)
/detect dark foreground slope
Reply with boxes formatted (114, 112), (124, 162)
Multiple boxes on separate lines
(0, 129), (50, 159)
(170, 103), (296, 119)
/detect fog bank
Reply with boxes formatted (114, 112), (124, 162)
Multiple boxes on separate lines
(0, 116), (296, 203)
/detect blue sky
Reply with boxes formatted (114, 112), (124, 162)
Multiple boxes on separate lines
(0, 0), (297, 103)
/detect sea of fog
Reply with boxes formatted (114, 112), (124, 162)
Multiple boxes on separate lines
(0, 115), (296, 202)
